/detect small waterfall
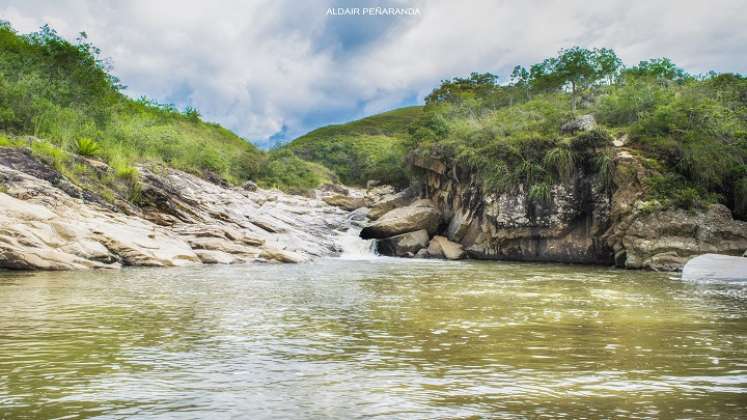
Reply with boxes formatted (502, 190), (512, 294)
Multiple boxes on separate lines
(336, 227), (378, 260)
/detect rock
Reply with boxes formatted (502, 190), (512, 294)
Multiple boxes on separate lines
(411, 155), (447, 175)
(368, 189), (414, 220)
(366, 180), (381, 189)
(414, 248), (429, 258)
(194, 249), (244, 264)
(607, 204), (747, 271)
(376, 229), (430, 257)
(560, 114), (596, 134)
(320, 183), (349, 195)
(242, 181), (258, 192)
(426, 236), (465, 260)
(261, 248), (309, 263)
(322, 194), (367, 211)
(612, 134), (628, 147)
(360, 199), (441, 239)
(0, 151), (359, 271)
(682, 254), (747, 281)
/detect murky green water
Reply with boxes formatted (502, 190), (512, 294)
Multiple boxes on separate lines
(1, 259), (746, 418)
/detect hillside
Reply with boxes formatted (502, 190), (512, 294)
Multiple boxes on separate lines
(285, 106), (423, 186)
(0, 22), (331, 199)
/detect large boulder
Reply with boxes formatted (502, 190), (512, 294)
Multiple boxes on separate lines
(360, 199), (441, 239)
(560, 114), (596, 133)
(682, 254), (747, 282)
(376, 229), (430, 257)
(426, 236), (465, 260)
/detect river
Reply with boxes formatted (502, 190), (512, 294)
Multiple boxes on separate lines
(1, 258), (746, 418)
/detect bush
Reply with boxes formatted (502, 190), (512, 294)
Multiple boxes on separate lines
(73, 137), (100, 157)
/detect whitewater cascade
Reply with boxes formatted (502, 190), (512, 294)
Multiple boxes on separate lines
(336, 227), (377, 259)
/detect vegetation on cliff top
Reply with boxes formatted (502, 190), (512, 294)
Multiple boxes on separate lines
(285, 48), (744, 218)
(406, 49), (746, 219)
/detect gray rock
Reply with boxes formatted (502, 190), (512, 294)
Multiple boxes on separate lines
(242, 181), (258, 191)
(376, 229), (430, 257)
(360, 199), (441, 239)
(682, 254), (747, 281)
(368, 189), (414, 220)
(560, 114), (596, 133)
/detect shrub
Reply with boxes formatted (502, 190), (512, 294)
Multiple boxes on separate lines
(73, 137), (100, 157)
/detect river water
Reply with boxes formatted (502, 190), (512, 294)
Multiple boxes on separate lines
(1, 258), (746, 419)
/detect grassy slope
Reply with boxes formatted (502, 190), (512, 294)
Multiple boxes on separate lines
(285, 106), (423, 186)
(0, 22), (331, 197)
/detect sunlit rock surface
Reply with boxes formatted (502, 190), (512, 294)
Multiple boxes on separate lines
(682, 254), (747, 282)
(0, 149), (362, 270)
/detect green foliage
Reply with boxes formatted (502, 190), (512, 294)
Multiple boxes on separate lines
(528, 182), (552, 204)
(404, 55), (746, 219)
(543, 144), (576, 182)
(0, 21), (267, 188)
(73, 137), (100, 157)
(594, 148), (615, 192)
(286, 107), (422, 187)
(258, 149), (333, 193)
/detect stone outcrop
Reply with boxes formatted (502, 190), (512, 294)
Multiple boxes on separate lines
(603, 149), (747, 271)
(322, 194), (366, 211)
(359, 199), (441, 240)
(413, 159), (612, 264)
(399, 142), (747, 270)
(0, 148), (359, 270)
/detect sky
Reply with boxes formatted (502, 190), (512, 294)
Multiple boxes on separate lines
(1, 0), (746, 148)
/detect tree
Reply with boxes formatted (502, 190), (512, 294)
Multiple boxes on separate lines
(623, 58), (688, 83)
(595, 48), (623, 85)
(554, 47), (599, 112)
(511, 65), (531, 100)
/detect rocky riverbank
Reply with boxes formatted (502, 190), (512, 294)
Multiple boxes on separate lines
(4, 131), (746, 272)
(354, 117), (747, 271)
(0, 147), (372, 270)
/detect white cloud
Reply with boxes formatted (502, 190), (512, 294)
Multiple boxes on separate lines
(1, 0), (745, 146)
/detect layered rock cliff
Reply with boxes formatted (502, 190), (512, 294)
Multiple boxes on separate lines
(364, 136), (747, 271)
(0, 147), (361, 270)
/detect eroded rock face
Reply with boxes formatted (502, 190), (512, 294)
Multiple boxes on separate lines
(368, 188), (414, 220)
(0, 151), (358, 270)
(360, 199), (441, 239)
(603, 150), (747, 271)
(408, 147), (747, 270)
(417, 159), (612, 264)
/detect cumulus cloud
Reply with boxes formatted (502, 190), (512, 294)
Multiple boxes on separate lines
(1, 0), (745, 147)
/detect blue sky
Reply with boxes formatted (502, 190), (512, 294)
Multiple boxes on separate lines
(1, 0), (746, 148)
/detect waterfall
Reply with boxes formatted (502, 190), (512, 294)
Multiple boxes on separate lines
(336, 227), (378, 260)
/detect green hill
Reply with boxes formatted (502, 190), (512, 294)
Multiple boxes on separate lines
(0, 21), (333, 197)
(285, 106), (423, 186)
